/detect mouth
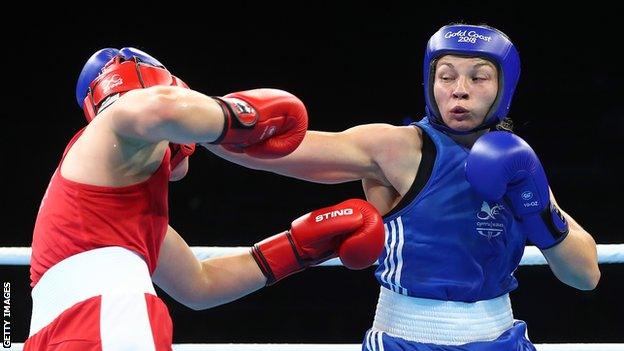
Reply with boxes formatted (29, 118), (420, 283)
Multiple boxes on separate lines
(449, 106), (470, 119)
(450, 106), (469, 113)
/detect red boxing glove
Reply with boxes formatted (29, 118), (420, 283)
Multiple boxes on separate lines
(251, 199), (385, 285)
(210, 88), (308, 158)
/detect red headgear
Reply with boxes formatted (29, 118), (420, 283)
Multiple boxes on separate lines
(79, 49), (195, 170)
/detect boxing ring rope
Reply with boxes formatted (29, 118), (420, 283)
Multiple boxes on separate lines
(1, 244), (624, 266)
(2, 244), (623, 351)
(6, 342), (624, 350)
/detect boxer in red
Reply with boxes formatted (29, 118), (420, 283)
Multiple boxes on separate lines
(25, 47), (385, 350)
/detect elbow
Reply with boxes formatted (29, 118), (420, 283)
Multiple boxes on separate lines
(185, 301), (210, 311)
(177, 295), (215, 311)
(570, 265), (601, 291)
(551, 257), (601, 291)
(578, 267), (601, 291)
(166, 283), (215, 311)
(579, 248), (602, 290)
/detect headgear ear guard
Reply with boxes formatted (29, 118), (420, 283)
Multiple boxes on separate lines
(75, 47), (195, 169)
(423, 24), (520, 134)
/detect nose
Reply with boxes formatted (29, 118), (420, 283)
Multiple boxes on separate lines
(452, 77), (469, 99)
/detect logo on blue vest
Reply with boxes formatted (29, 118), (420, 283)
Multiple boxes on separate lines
(475, 201), (506, 239)
(477, 201), (504, 220)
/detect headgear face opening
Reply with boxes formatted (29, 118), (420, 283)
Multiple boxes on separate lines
(75, 47), (196, 170)
(423, 24), (520, 134)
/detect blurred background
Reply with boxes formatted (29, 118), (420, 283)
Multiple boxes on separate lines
(2, 1), (622, 345)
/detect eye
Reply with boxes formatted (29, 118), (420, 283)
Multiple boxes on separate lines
(438, 74), (454, 82)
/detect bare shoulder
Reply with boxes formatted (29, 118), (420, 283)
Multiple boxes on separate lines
(61, 105), (167, 186)
(343, 123), (423, 151)
(358, 123), (424, 206)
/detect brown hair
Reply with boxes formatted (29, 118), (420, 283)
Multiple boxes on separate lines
(495, 117), (514, 132)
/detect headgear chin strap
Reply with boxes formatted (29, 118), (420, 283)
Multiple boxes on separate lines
(423, 24), (520, 134)
(76, 48), (195, 170)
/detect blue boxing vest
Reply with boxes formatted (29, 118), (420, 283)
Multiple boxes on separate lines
(375, 118), (527, 302)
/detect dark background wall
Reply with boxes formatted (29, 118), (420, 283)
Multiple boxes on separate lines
(2, 2), (622, 345)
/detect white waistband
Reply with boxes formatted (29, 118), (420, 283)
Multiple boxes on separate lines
(30, 247), (156, 336)
(372, 286), (514, 345)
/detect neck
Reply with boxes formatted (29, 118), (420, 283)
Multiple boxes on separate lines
(449, 129), (488, 148)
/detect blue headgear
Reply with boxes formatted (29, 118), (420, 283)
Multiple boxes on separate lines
(423, 24), (520, 134)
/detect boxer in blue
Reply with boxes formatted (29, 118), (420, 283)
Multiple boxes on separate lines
(204, 23), (600, 350)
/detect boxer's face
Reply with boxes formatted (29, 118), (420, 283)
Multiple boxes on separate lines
(433, 55), (498, 132)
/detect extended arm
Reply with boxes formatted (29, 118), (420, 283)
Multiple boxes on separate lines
(204, 123), (414, 185)
(152, 225), (266, 311)
(153, 199), (384, 310)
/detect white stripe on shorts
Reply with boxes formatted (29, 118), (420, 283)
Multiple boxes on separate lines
(375, 330), (385, 351)
(365, 329), (373, 351)
(101, 292), (156, 351)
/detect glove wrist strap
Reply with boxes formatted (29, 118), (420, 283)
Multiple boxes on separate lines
(539, 202), (569, 249)
(250, 231), (305, 286)
(209, 96), (258, 144)
(519, 202), (569, 250)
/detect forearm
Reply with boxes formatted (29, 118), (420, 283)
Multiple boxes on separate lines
(153, 227), (265, 311)
(203, 141), (297, 174)
(191, 253), (266, 310)
(151, 88), (226, 144)
(203, 130), (378, 184)
(542, 211), (600, 290)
